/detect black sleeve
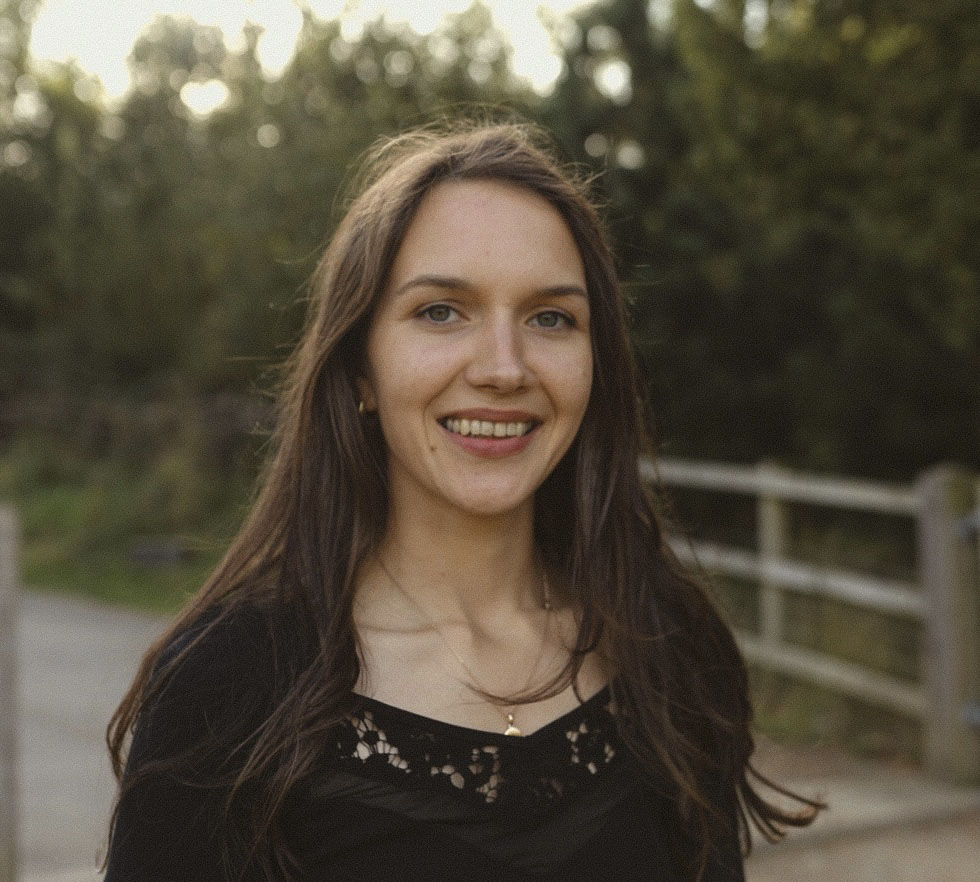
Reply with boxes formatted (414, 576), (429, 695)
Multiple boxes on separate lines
(104, 606), (278, 882)
(646, 781), (746, 882)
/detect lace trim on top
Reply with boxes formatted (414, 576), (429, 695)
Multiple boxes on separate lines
(326, 686), (620, 811)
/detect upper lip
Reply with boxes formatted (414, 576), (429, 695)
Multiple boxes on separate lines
(438, 408), (539, 422)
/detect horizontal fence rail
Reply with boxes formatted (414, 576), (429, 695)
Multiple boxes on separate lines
(667, 539), (926, 619)
(647, 458), (921, 514)
(650, 457), (980, 784)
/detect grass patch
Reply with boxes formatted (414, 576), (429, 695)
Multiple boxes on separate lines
(26, 550), (221, 614)
(750, 666), (922, 763)
(1, 435), (245, 614)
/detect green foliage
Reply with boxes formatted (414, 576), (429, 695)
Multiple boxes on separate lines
(751, 667), (921, 761)
(0, 433), (234, 611)
(664, 0), (980, 475)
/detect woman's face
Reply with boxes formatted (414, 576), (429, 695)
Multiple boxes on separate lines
(359, 179), (593, 522)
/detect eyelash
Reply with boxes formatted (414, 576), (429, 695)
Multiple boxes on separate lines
(419, 303), (459, 323)
(417, 304), (576, 330)
(530, 309), (575, 330)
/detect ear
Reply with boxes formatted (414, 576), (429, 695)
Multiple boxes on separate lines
(356, 376), (377, 413)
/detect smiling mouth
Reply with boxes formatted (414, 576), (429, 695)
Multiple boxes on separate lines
(438, 417), (537, 438)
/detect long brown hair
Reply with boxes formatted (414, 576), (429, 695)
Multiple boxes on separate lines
(107, 118), (819, 880)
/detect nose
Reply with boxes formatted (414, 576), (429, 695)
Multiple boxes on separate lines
(465, 313), (529, 392)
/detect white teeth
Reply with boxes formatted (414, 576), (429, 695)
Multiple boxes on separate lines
(442, 418), (532, 438)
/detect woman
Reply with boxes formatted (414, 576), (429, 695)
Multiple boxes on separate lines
(105, 120), (818, 882)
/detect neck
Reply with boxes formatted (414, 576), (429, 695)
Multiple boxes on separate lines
(365, 499), (542, 627)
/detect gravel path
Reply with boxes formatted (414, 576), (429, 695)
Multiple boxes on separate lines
(747, 811), (980, 882)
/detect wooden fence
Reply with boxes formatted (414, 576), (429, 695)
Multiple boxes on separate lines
(647, 458), (980, 784)
(0, 505), (17, 882)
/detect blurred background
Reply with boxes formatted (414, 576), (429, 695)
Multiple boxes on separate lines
(2, 0), (979, 771)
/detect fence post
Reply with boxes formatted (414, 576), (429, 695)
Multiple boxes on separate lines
(0, 506), (17, 882)
(757, 461), (789, 648)
(916, 466), (980, 783)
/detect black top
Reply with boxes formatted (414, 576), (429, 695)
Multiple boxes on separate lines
(105, 605), (745, 881)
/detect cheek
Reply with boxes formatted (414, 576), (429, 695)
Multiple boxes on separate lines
(365, 339), (417, 407)
(374, 353), (456, 416)
(565, 350), (594, 416)
(540, 350), (592, 438)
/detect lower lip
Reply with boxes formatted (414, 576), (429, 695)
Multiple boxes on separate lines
(441, 424), (538, 458)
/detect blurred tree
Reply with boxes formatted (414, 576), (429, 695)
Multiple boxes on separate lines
(0, 0), (47, 412)
(671, 0), (980, 475)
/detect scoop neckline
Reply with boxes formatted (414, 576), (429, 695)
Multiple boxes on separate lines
(350, 683), (612, 743)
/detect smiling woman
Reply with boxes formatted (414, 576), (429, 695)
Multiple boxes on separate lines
(104, 119), (820, 882)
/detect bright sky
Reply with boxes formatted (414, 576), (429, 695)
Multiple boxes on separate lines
(29, 0), (597, 101)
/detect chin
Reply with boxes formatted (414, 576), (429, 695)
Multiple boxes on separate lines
(446, 487), (536, 520)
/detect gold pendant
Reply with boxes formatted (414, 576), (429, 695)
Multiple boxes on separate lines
(504, 713), (522, 736)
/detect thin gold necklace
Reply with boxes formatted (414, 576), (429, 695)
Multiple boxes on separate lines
(377, 558), (554, 736)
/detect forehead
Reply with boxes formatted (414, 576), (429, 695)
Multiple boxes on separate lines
(386, 179), (586, 289)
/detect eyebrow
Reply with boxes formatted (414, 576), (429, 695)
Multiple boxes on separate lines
(392, 274), (588, 300)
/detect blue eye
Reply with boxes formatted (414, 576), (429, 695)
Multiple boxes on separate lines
(531, 310), (572, 329)
(420, 303), (457, 323)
